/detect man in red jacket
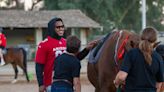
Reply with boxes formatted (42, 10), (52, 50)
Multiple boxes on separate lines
(35, 17), (98, 92)
(0, 28), (6, 66)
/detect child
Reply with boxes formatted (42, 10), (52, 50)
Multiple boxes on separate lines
(51, 35), (81, 92)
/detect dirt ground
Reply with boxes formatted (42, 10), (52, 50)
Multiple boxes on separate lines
(1, 61), (163, 92)
(0, 74), (94, 92)
(0, 61), (95, 92)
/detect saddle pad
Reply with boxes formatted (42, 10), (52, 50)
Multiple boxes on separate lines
(88, 33), (111, 64)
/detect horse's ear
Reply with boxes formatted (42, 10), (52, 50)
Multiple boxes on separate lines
(153, 41), (161, 48)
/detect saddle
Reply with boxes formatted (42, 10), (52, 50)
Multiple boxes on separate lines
(89, 33), (111, 64)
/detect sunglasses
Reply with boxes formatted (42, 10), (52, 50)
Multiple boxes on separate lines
(55, 25), (64, 29)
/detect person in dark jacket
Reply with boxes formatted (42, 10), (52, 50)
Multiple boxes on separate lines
(156, 44), (164, 92)
(35, 17), (98, 92)
(114, 27), (164, 92)
(156, 44), (164, 60)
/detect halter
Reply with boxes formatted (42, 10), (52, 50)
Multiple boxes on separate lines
(114, 31), (129, 70)
(117, 34), (129, 60)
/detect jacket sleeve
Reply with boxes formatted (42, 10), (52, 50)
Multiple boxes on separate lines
(76, 48), (90, 60)
(35, 62), (44, 86)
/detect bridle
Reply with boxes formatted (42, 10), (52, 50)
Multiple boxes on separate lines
(113, 31), (129, 71)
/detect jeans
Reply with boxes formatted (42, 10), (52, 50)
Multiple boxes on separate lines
(51, 87), (73, 92)
(46, 85), (51, 92)
(51, 82), (73, 92)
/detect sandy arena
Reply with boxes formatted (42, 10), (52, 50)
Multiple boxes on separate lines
(0, 61), (95, 92)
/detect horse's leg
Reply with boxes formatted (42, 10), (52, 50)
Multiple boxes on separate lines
(95, 88), (100, 92)
(99, 84), (116, 92)
(87, 63), (100, 92)
(17, 63), (29, 82)
(11, 63), (18, 83)
(87, 63), (99, 87)
(98, 73), (115, 92)
(98, 66), (116, 92)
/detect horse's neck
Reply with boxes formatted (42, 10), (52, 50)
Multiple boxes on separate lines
(104, 31), (128, 68)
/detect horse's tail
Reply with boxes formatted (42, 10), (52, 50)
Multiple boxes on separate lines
(20, 47), (30, 82)
(20, 48), (27, 69)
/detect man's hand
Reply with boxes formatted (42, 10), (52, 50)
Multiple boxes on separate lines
(86, 40), (99, 50)
(39, 85), (45, 92)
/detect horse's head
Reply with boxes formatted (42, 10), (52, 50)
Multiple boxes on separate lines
(115, 30), (140, 61)
(124, 31), (140, 52)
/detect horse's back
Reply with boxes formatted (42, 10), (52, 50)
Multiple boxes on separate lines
(87, 30), (140, 92)
(5, 47), (26, 64)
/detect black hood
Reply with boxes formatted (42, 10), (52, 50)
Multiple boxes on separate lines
(47, 17), (64, 40)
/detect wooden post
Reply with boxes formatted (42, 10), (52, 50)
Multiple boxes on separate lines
(35, 28), (43, 45)
(71, 28), (75, 35)
(80, 28), (87, 49)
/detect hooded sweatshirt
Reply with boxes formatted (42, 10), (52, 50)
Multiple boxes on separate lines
(35, 17), (66, 87)
(47, 17), (64, 40)
(35, 18), (89, 87)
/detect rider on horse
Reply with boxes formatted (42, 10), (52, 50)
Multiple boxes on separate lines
(0, 28), (6, 66)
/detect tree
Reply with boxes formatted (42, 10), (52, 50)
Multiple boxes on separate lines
(146, 0), (164, 31)
(0, 0), (43, 11)
(79, 0), (141, 33)
(44, 0), (164, 33)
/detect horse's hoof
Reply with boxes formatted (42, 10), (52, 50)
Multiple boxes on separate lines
(11, 79), (17, 84)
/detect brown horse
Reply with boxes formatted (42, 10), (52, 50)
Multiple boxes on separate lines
(3, 47), (29, 83)
(87, 30), (140, 92)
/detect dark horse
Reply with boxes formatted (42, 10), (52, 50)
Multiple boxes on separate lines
(3, 47), (29, 83)
(87, 30), (140, 92)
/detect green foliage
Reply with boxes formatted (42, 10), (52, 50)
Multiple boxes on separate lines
(44, 0), (164, 34)
(146, 0), (164, 31)
(44, 0), (59, 10)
